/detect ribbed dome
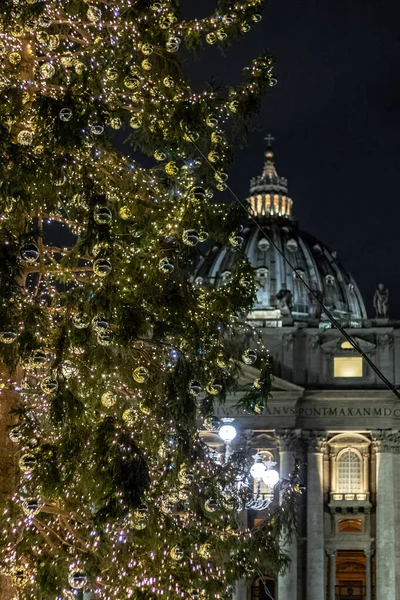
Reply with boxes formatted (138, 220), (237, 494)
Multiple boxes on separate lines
(196, 143), (367, 324)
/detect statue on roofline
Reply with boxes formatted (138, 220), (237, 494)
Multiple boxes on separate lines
(373, 283), (389, 318)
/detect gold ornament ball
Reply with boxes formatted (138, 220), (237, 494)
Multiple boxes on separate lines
(228, 99), (239, 113)
(0, 42), (6, 56)
(182, 229), (199, 246)
(159, 257), (174, 273)
(198, 543), (212, 559)
(101, 391), (117, 408)
(11, 564), (29, 588)
(170, 546), (184, 561)
(163, 76), (174, 88)
(206, 379), (223, 395)
(11, 25), (24, 38)
(124, 74), (140, 89)
(93, 258), (112, 277)
(40, 63), (56, 79)
(61, 52), (75, 67)
(198, 230), (209, 243)
(110, 117), (122, 130)
(130, 115), (142, 129)
(165, 161), (179, 176)
(133, 366), (149, 384)
(122, 408), (137, 426)
(217, 29), (228, 41)
(141, 43), (154, 56)
(119, 205), (132, 219)
(206, 32), (217, 44)
(141, 59), (152, 71)
(41, 376), (58, 394)
(17, 130), (34, 146)
(48, 34), (60, 50)
(253, 377), (264, 390)
(139, 401), (151, 415)
(18, 453), (36, 473)
(106, 68), (119, 81)
(242, 348), (257, 365)
(21, 497), (42, 517)
(154, 150), (166, 161)
(207, 151), (220, 163)
(87, 6), (102, 22)
(75, 62), (85, 75)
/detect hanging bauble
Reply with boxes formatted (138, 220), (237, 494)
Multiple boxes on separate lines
(38, 15), (52, 27)
(241, 23), (251, 33)
(106, 67), (118, 81)
(222, 495), (238, 511)
(0, 42), (6, 56)
(159, 257), (174, 273)
(165, 161), (179, 176)
(242, 349), (258, 365)
(110, 117), (122, 130)
(208, 151), (220, 163)
(130, 115), (142, 129)
(269, 77), (278, 87)
(182, 230), (199, 246)
(122, 408), (137, 425)
(170, 546), (184, 561)
(0, 331), (17, 344)
(101, 391), (117, 407)
(124, 74), (140, 89)
(39, 62), (56, 79)
(198, 230), (209, 243)
(19, 453), (36, 472)
(92, 315), (109, 332)
(119, 205), (132, 219)
(73, 312), (90, 329)
(61, 361), (78, 379)
(163, 76), (174, 88)
(94, 206), (112, 225)
(222, 14), (235, 26)
(216, 353), (228, 369)
(59, 108), (73, 122)
(206, 32), (217, 44)
(198, 543), (212, 559)
(29, 349), (47, 367)
(68, 569), (87, 590)
(17, 130), (34, 146)
(228, 100), (239, 113)
(166, 36), (181, 53)
(188, 381), (202, 397)
(189, 187), (206, 201)
(141, 59), (152, 71)
(9, 427), (22, 443)
(132, 506), (148, 530)
(204, 498), (218, 513)
(141, 43), (154, 56)
(133, 366), (149, 384)
(150, 1), (162, 10)
(216, 182), (227, 191)
(228, 232), (244, 248)
(253, 377), (264, 390)
(154, 150), (166, 161)
(178, 466), (195, 486)
(216, 29), (228, 41)
(90, 123), (104, 136)
(87, 6), (102, 22)
(211, 132), (223, 144)
(203, 415), (221, 431)
(214, 170), (228, 183)
(206, 379), (223, 396)
(48, 34), (60, 50)
(9, 51), (22, 65)
(252, 13), (263, 22)
(11, 564), (29, 588)
(60, 52), (75, 68)
(41, 376), (58, 394)
(206, 114), (218, 128)
(139, 400), (151, 415)
(97, 331), (112, 346)
(93, 258), (112, 277)
(21, 497), (42, 517)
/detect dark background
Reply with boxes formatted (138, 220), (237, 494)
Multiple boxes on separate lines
(180, 0), (400, 317)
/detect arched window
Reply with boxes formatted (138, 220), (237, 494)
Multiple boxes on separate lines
(337, 449), (362, 493)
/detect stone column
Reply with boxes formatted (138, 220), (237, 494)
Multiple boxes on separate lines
(233, 504), (248, 600)
(327, 551), (336, 600)
(364, 550), (372, 600)
(372, 430), (397, 600)
(277, 429), (301, 600)
(393, 446), (400, 597)
(304, 431), (326, 600)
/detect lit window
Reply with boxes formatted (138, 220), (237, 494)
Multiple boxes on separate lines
(338, 519), (362, 533)
(337, 449), (362, 493)
(340, 341), (353, 349)
(334, 356), (363, 377)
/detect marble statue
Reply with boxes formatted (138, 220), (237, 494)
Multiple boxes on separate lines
(308, 282), (324, 319)
(276, 283), (292, 316)
(373, 283), (389, 318)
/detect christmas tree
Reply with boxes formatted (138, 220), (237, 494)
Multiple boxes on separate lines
(0, 1), (299, 599)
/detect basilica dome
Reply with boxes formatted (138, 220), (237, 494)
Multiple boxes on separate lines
(196, 143), (367, 324)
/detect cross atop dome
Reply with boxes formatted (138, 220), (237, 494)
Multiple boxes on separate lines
(247, 135), (293, 219)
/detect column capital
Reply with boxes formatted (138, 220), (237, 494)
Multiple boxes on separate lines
(276, 428), (303, 452)
(371, 429), (400, 453)
(326, 549), (337, 557)
(303, 430), (327, 453)
(364, 549), (374, 557)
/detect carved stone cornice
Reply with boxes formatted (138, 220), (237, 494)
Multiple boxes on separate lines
(276, 428), (303, 453)
(371, 429), (400, 453)
(302, 430), (327, 453)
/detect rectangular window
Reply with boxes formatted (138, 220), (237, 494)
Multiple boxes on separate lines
(334, 356), (363, 378)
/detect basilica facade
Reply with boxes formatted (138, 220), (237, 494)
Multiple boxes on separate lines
(197, 145), (400, 600)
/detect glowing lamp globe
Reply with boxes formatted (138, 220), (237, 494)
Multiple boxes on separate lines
(262, 468), (280, 487)
(218, 424), (237, 443)
(250, 461), (266, 480)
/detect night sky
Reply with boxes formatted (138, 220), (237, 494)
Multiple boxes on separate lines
(181, 0), (400, 318)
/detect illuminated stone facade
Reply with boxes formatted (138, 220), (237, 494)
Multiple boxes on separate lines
(199, 146), (400, 600)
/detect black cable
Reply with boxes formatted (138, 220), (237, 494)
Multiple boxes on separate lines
(192, 139), (400, 400)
